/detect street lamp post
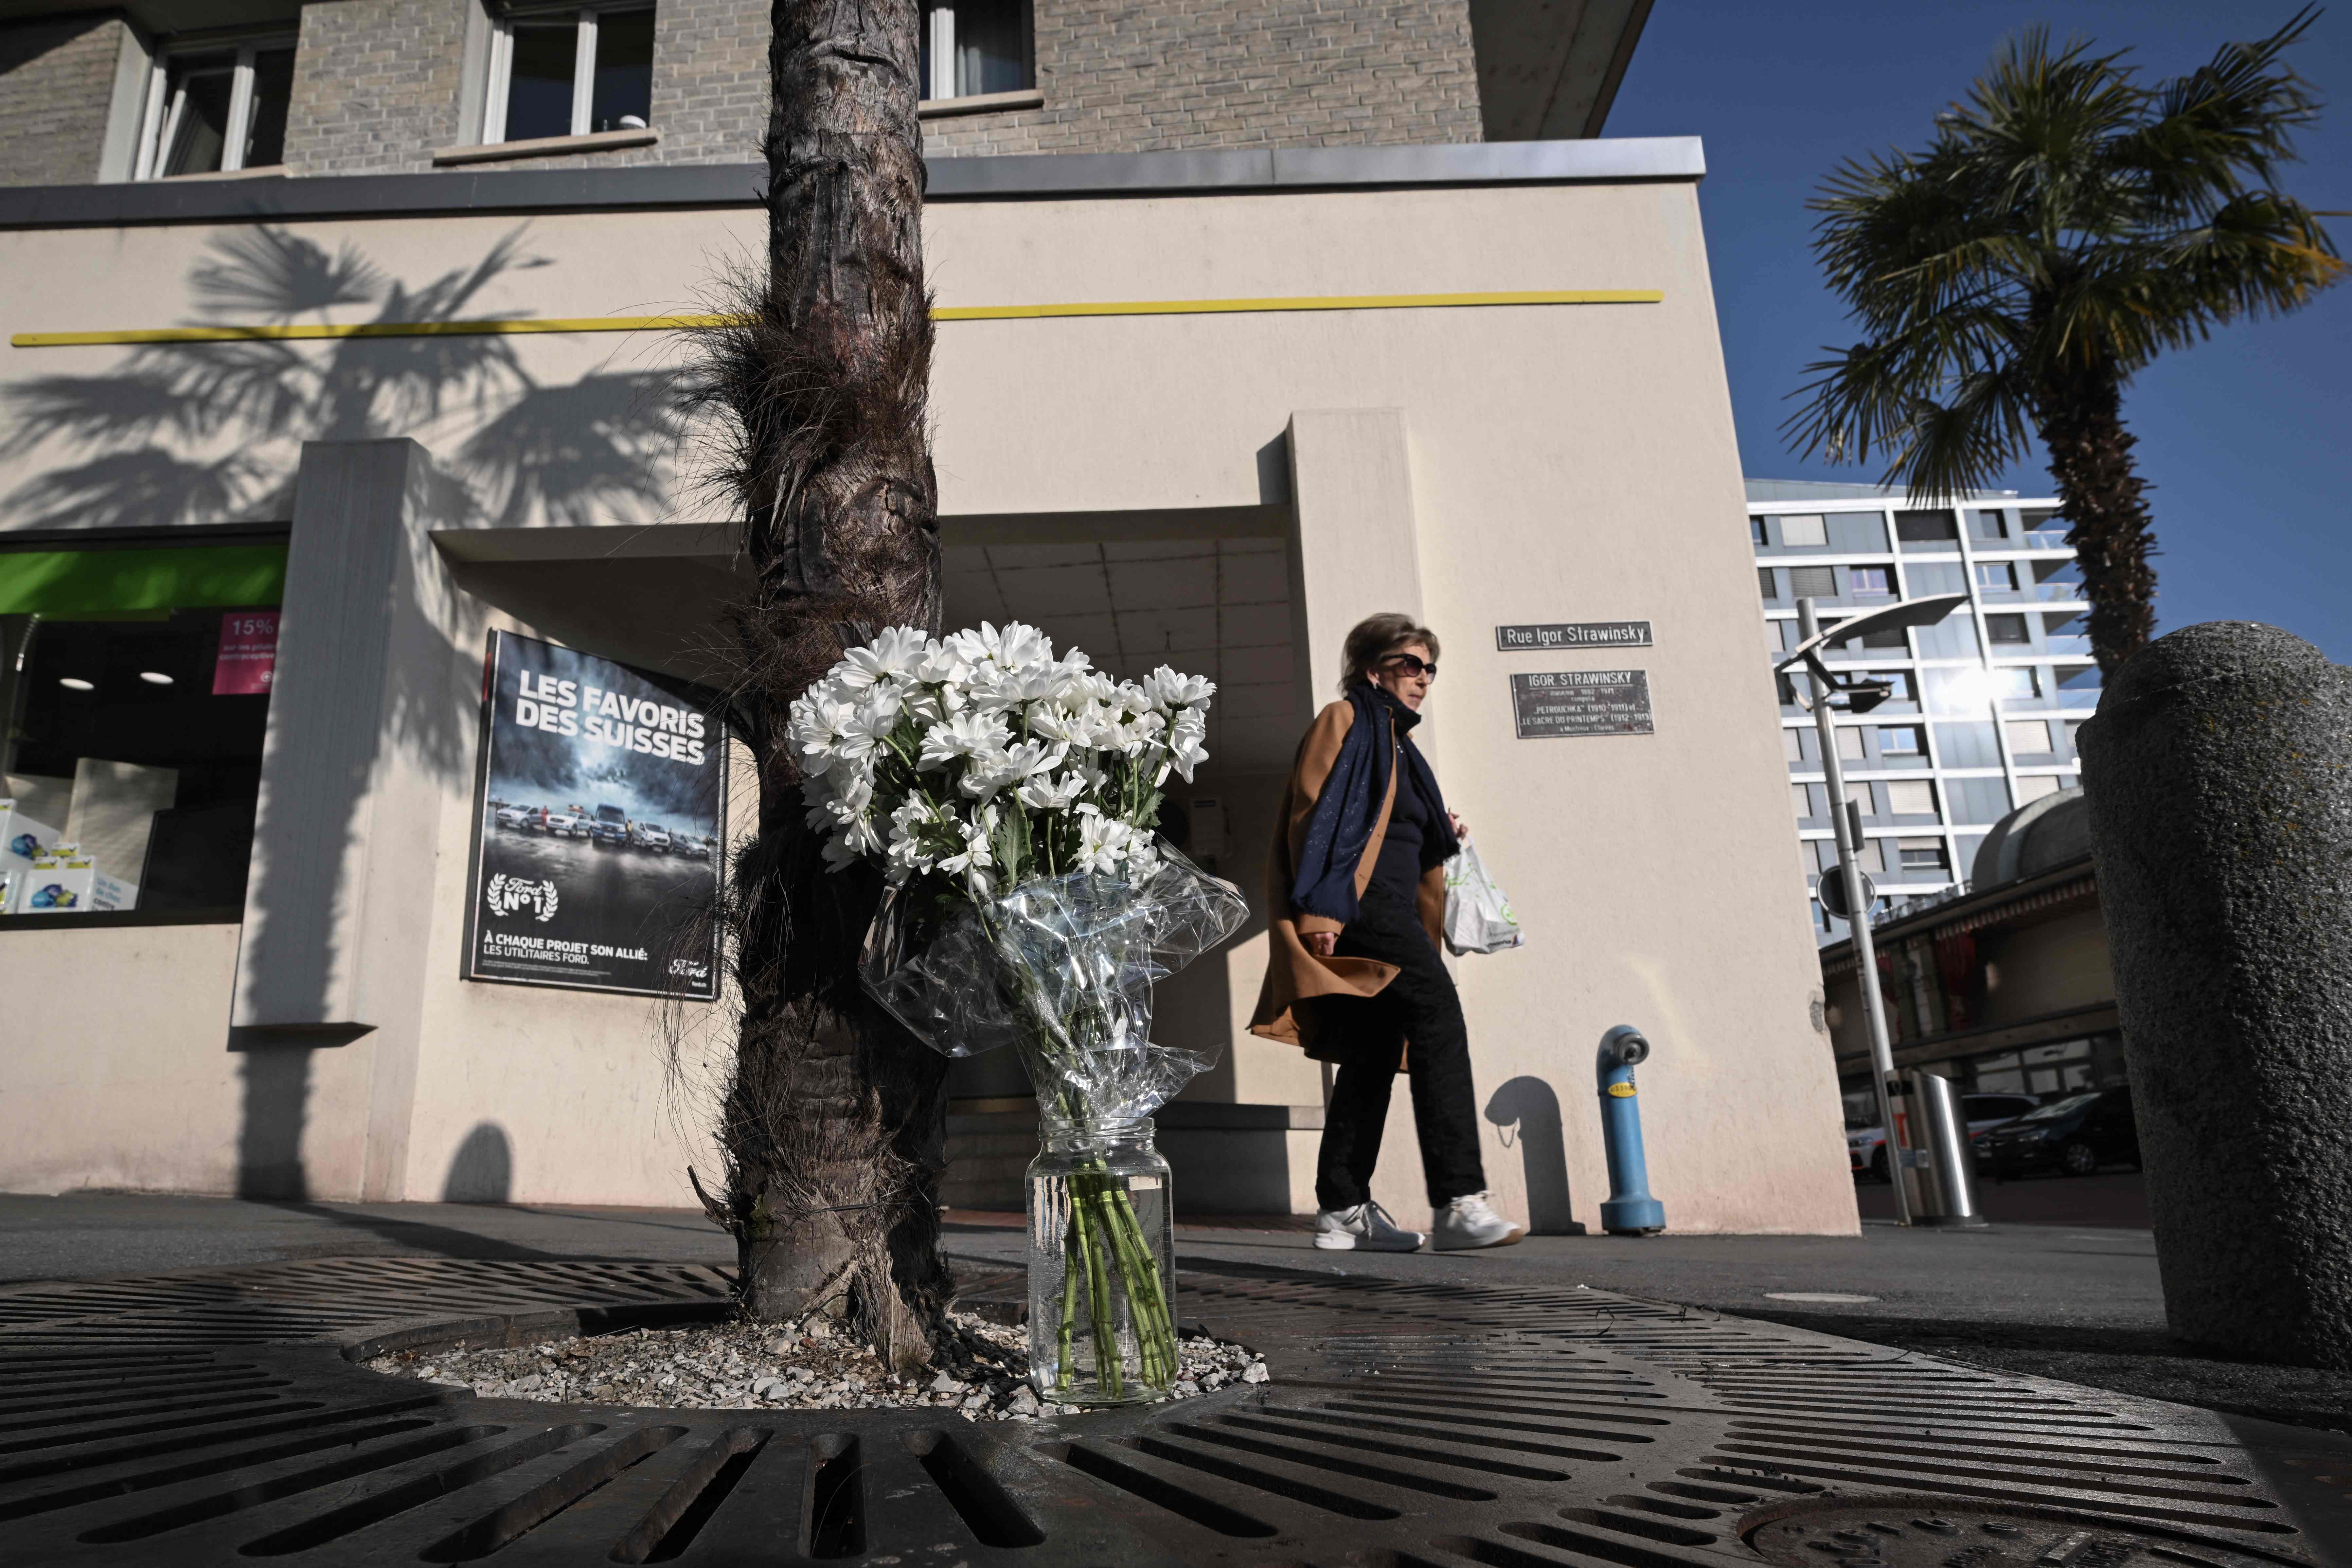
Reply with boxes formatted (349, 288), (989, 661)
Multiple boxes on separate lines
(1777, 591), (1968, 1228)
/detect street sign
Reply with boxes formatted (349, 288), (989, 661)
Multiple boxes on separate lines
(1509, 669), (1653, 738)
(1496, 621), (1653, 651)
(1817, 868), (1878, 921)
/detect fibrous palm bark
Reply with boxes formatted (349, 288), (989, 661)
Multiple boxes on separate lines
(692, 0), (948, 1367)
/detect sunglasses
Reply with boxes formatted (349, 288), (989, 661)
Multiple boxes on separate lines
(1380, 653), (1438, 679)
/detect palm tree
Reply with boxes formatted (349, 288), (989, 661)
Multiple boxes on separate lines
(1785, 12), (2342, 673)
(688, 0), (950, 1367)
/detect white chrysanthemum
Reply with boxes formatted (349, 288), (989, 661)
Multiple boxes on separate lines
(1165, 706), (1209, 783)
(838, 625), (929, 690)
(787, 694), (856, 774)
(964, 738), (1065, 799)
(1017, 769), (1088, 811)
(1144, 665), (1216, 711)
(947, 620), (1053, 676)
(918, 708), (1011, 772)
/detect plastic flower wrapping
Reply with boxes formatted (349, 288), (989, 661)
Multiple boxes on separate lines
(798, 621), (1246, 1402)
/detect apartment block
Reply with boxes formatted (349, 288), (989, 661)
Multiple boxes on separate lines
(1750, 479), (2096, 939)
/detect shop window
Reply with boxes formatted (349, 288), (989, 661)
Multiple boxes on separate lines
(1, 542), (283, 918)
(487, 3), (656, 142)
(920, 0), (1033, 99)
(133, 35), (297, 178)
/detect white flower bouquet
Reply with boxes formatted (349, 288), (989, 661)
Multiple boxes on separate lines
(791, 622), (1246, 1403)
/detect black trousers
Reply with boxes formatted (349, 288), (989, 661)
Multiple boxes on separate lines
(1313, 882), (1488, 1210)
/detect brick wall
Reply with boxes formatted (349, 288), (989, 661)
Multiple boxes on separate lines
(281, 0), (471, 175)
(178, 0), (1482, 180)
(0, 14), (128, 188)
(922, 0), (1483, 157)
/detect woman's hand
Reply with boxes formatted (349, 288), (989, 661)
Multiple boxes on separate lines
(1305, 931), (1339, 958)
(1449, 810), (1469, 840)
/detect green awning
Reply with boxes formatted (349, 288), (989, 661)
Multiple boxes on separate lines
(0, 543), (287, 616)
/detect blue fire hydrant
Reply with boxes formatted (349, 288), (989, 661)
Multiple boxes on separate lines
(1596, 1025), (1666, 1235)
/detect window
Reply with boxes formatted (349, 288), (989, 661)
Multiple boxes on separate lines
(1848, 565), (1893, 598)
(1877, 725), (1924, 756)
(2022, 508), (2066, 545)
(1844, 781), (1873, 813)
(1898, 837), (1948, 870)
(1750, 516), (1767, 547)
(920, 0), (1033, 99)
(1835, 727), (1863, 760)
(1777, 513), (1828, 547)
(1995, 666), (2041, 700)
(1788, 565), (1836, 600)
(1886, 780), (1937, 815)
(1895, 509), (1958, 546)
(486, 4), (655, 143)
(1985, 613), (2030, 644)
(1975, 561), (2019, 593)
(1968, 509), (2008, 541)
(1781, 727), (1804, 762)
(2005, 719), (2054, 755)
(1857, 626), (1907, 650)
(2056, 665), (2103, 694)
(1, 542), (284, 916)
(2013, 774), (2065, 804)
(1790, 783), (1814, 818)
(134, 37), (296, 178)
(1758, 567), (1779, 602)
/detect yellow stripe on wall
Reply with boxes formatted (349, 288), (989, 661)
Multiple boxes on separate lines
(9, 288), (1661, 348)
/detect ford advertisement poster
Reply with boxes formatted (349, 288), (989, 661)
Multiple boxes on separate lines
(462, 630), (725, 999)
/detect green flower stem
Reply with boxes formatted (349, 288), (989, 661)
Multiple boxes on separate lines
(1056, 1222), (1080, 1393)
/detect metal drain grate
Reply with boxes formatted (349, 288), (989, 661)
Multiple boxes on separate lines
(0, 1258), (2341, 1566)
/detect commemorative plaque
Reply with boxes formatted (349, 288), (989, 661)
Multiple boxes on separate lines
(1510, 669), (1654, 739)
(1496, 621), (1653, 651)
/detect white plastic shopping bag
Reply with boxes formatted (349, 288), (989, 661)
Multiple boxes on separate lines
(1441, 836), (1525, 955)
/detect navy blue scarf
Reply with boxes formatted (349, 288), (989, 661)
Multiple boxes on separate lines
(1289, 685), (1456, 925)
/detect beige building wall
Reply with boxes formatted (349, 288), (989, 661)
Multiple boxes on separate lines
(0, 159), (1855, 1233)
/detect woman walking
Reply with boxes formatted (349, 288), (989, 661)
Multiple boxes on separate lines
(1251, 613), (1525, 1252)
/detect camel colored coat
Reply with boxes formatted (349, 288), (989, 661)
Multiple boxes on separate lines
(1247, 697), (1447, 1062)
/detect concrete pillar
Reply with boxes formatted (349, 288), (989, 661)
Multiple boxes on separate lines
(2076, 621), (2352, 1368)
(232, 438), (482, 1198)
(1282, 409), (1427, 722)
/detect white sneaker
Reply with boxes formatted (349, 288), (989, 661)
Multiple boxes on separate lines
(1432, 1191), (1526, 1251)
(1314, 1200), (1426, 1252)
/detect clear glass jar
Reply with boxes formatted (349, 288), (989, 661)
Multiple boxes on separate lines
(1025, 1115), (1177, 1405)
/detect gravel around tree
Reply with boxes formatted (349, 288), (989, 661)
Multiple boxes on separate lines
(364, 1310), (1268, 1421)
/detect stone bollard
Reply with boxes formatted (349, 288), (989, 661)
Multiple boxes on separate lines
(2076, 622), (2352, 1369)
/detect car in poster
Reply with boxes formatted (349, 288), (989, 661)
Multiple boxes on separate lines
(674, 834), (711, 861)
(591, 804), (630, 847)
(545, 809), (591, 839)
(630, 821), (672, 853)
(494, 804), (535, 831)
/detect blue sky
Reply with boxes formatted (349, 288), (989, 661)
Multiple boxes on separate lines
(1610, 2), (2352, 660)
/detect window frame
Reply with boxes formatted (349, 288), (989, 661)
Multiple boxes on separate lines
(131, 30), (298, 181)
(920, 0), (1036, 102)
(484, 1), (655, 144)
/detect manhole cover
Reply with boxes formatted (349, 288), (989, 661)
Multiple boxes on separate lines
(1747, 1501), (2296, 1568)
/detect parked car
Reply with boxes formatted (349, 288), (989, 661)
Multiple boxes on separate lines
(494, 804), (534, 831)
(1848, 1091), (2040, 1182)
(630, 821), (673, 853)
(1975, 1086), (2139, 1179)
(591, 804), (630, 847)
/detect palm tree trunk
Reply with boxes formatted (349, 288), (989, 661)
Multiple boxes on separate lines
(2033, 362), (2157, 674)
(706, 0), (947, 1368)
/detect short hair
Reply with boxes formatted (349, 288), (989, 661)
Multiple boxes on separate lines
(1341, 613), (1441, 693)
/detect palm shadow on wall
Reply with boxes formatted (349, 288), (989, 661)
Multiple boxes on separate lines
(0, 225), (693, 1199)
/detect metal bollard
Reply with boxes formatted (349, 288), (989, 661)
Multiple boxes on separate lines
(1595, 1025), (1666, 1235)
(1901, 1068), (1988, 1228)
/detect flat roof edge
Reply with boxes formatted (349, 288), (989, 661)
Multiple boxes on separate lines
(0, 138), (1704, 230)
